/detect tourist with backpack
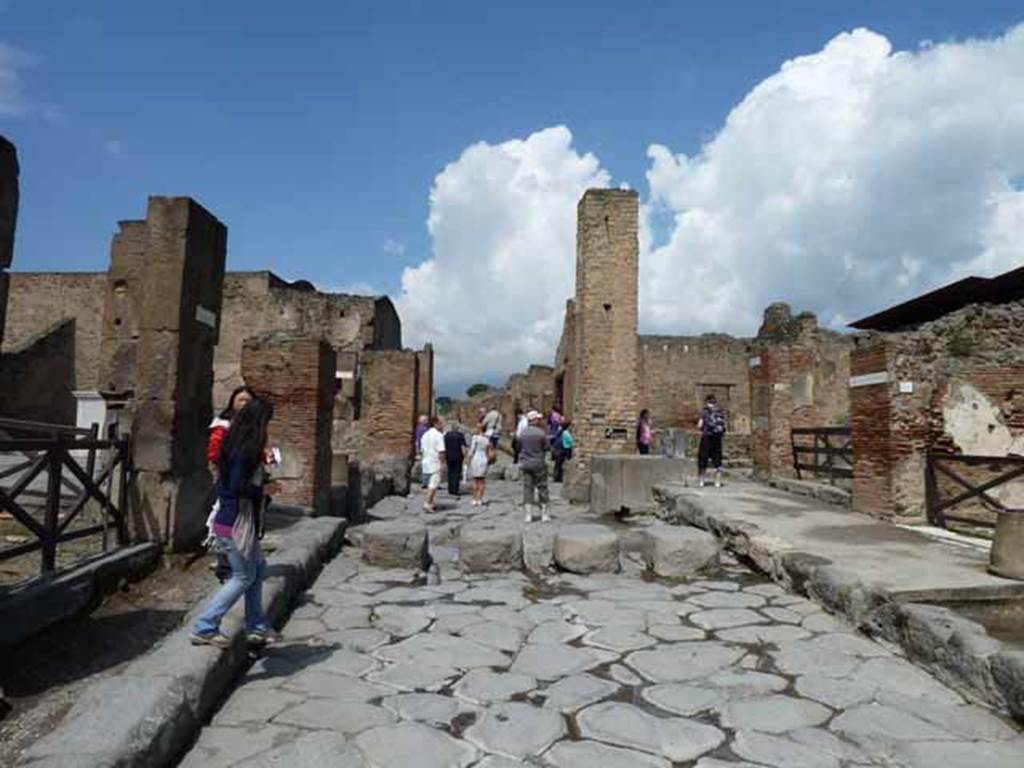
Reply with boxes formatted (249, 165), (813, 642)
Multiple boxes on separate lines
(206, 385), (255, 582)
(519, 410), (551, 523)
(697, 394), (727, 488)
(191, 398), (279, 648)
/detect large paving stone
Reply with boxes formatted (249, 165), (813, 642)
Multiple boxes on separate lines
(459, 522), (523, 572)
(354, 722), (478, 768)
(272, 699), (396, 735)
(528, 619), (588, 644)
(381, 692), (463, 726)
(689, 591), (766, 609)
(577, 701), (725, 762)
(180, 724), (300, 768)
(454, 669), (536, 704)
(541, 673), (621, 713)
(641, 525), (719, 578)
(365, 662), (461, 692)
(715, 624), (812, 644)
(465, 701), (566, 759)
(720, 695), (831, 733)
(732, 730), (840, 768)
(554, 524), (621, 574)
(642, 684), (726, 716)
(281, 669), (391, 701)
(235, 730), (367, 768)
(212, 687), (305, 726)
(375, 632), (510, 670)
(582, 626), (656, 653)
(896, 740), (1024, 768)
(511, 642), (615, 681)
(523, 524), (557, 574)
(460, 620), (528, 653)
(689, 608), (769, 631)
(544, 739), (671, 768)
(626, 642), (744, 682)
(830, 703), (961, 743)
(362, 519), (430, 569)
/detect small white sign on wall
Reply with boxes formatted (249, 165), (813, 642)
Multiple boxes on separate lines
(899, 381), (914, 394)
(196, 305), (217, 329)
(849, 371), (889, 388)
(749, 356), (761, 368)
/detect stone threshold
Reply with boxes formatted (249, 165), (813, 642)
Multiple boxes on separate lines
(653, 480), (1024, 722)
(19, 516), (347, 768)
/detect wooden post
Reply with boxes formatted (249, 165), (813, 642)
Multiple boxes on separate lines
(42, 443), (62, 573)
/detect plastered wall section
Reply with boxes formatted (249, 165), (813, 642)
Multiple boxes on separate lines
(850, 301), (1024, 520)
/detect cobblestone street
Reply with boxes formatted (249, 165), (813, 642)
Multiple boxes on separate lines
(179, 471), (1024, 767)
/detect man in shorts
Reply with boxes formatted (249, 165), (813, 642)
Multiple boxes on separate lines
(518, 410), (551, 523)
(420, 416), (446, 512)
(482, 406), (502, 448)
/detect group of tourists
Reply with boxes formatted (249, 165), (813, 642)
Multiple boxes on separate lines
(190, 385), (280, 649)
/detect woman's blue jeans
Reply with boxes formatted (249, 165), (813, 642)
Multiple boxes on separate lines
(194, 535), (268, 634)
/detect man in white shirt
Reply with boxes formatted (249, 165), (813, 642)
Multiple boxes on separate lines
(420, 416), (446, 513)
(482, 407), (502, 447)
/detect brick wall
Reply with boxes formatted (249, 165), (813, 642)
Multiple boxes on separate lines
(241, 334), (336, 512)
(415, 344), (434, 419)
(554, 299), (576, 417)
(566, 189), (641, 501)
(361, 350), (418, 465)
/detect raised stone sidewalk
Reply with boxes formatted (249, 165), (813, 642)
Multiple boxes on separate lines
(653, 477), (1024, 720)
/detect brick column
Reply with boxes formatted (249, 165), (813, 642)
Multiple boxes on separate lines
(362, 350), (417, 468)
(749, 348), (795, 479)
(565, 189), (641, 502)
(133, 197), (227, 549)
(850, 336), (897, 517)
(241, 334), (336, 514)
(0, 136), (19, 347)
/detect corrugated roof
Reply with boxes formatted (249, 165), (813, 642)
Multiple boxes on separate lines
(849, 265), (1024, 331)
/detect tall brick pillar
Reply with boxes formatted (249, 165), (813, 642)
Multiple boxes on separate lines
(361, 350), (417, 487)
(98, 220), (148, 394)
(241, 334), (336, 514)
(565, 189), (641, 502)
(132, 197), (227, 549)
(750, 348), (795, 479)
(850, 336), (897, 518)
(0, 136), (19, 347)
(415, 343), (435, 418)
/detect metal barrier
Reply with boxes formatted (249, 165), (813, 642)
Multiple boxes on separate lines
(0, 417), (132, 576)
(924, 452), (1024, 529)
(791, 427), (853, 484)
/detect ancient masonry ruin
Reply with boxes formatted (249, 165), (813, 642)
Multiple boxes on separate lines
(0, 134), (432, 547)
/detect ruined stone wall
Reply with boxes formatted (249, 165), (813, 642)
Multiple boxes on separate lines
(566, 189), (640, 501)
(750, 308), (853, 479)
(212, 272), (400, 408)
(242, 335), (335, 513)
(639, 334), (752, 434)
(554, 299), (576, 417)
(0, 319), (76, 423)
(500, 364), (555, 434)
(851, 301), (1024, 520)
(132, 197), (226, 549)
(3, 273), (107, 391)
(97, 221), (147, 394)
(0, 136), (18, 346)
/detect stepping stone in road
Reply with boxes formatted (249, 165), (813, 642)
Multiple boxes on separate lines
(554, 524), (621, 574)
(641, 525), (719, 578)
(362, 520), (430, 569)
(459, 522), (523, 572)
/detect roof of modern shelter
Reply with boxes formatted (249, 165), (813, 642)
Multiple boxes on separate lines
(849, 265), (1024, 331)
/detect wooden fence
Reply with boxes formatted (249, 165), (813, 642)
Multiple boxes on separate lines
(924, 452), (1024, 530)
(790, 427), (853, 484)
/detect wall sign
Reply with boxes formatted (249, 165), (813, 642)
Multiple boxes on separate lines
(849, 371), (889, 388)
(749, 356), (762, 368)
(196, 305), (217, 329)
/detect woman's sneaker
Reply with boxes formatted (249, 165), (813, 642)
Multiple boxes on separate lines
(246, 628), (281, 646)
(189, 630), (231, 648)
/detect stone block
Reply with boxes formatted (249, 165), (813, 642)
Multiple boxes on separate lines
(523, 524), (556, 574)
(554, 524), (621, 574)
(459, 522), (522, 572)
(642, 525), (719, 578)
(363, 519), (430, 569)
(590, 455), (688, 515)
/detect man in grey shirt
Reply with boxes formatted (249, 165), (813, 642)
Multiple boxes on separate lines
(518, 410), (550, 523)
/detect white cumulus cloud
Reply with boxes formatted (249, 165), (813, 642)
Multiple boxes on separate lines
(643, 25), (1024, 335)
(0, 42), (26, 117)
(397, 126), (609, 389)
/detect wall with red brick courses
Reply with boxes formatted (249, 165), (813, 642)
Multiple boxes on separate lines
(241, 334), (336, 512)
(750, 313), (853, 479)
(850, 301), (1024, 520)
(361, 350), (418, 465)
(554, 299), (576, 418)
(415, 344), (435, 419)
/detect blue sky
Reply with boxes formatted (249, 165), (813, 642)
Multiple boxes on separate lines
(3, 2), (1024, 393)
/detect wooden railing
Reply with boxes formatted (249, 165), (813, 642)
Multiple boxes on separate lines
(791, 427), (853, 484)
(0, 417), (132, 576)
(924, 452), (1024, 530)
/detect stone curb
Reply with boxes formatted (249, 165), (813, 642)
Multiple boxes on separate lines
(653, 483), (1024, 722)
(19, 516), (347, 768)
